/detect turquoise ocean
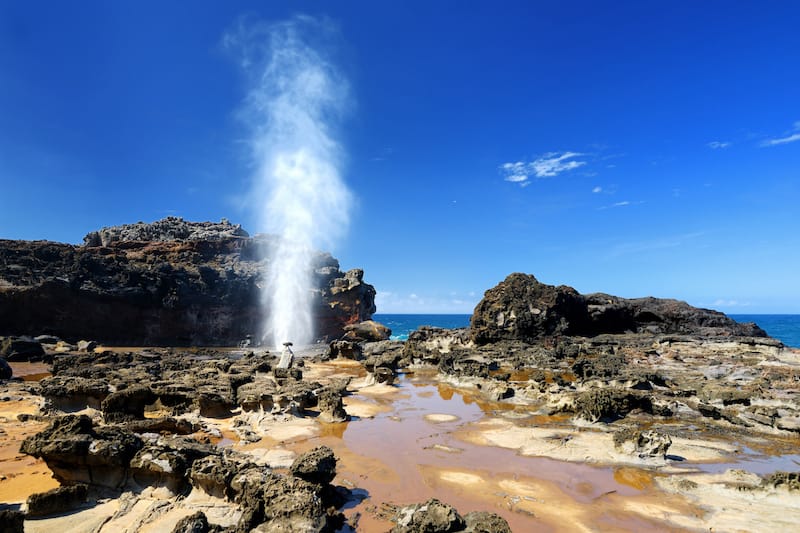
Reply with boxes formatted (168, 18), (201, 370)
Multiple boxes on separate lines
(374, 313), (800, 348)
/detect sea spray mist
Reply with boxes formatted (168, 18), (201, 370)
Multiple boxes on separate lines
(226, 16), (352, 348)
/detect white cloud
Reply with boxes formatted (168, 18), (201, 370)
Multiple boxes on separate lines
(592, 186), (602, 193)
(374, 290), (478, 313)
(500, 152), (587, 186)
(761, 133), (800, 146)
(761, 121), (800, 147)
(707, 141), (731, 149)
(598, 200), (645, 210)
(713, 299), (751, 308)
(532, 152), (586, 177)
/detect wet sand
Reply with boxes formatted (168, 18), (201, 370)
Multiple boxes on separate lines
(0, 364), (59, 503)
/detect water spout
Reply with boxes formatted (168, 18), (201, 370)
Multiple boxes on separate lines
(227, 16), (352, 348)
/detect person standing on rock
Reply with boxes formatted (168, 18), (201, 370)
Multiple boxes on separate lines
(277, 342), (294, 369)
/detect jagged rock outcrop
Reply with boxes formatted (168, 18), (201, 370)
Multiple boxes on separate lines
(26, 484), (88, 517)
(20, 415), (349, 531)
(390, 498), (511, 533)
(20, 414), (144, 489)
(0, 217), (376, 345)
(471, 273), (767, 344)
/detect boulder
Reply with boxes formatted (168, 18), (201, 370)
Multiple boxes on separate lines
(290, 445), (337, 485)
(25, 484), (88, 517)
(373, 366), (396, 385)
(189, 455), (237, 499)
(20, 414), (143, 489)
(101, 385), (157, 422)
(0, 337), (45, 362)
(392, 498), (465, 533)
(327, 340), (363, 360)
(77, 340), (98, 352)
(614, 429), (672, 458)
(343, 320), (392, 342)
(171, 511), (219, 533)
(316, 385), (349, 423)
(463, 511), (512, 533)
(129, 444), (192, 492)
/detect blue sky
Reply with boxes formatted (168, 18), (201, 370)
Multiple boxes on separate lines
(1, 1), (799, 313)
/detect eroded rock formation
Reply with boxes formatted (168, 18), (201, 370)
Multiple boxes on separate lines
(0, 217), (376, 345)
(471, 272), (766, 344)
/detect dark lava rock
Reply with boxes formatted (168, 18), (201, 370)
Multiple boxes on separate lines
(0, 358), (11, 380)
(0, 337), (45, 362)
(342, 320), (392, 342)
(129, 444), (192, 492)
(0, 217), (377, 345)
(763, 471), (800, 491)
(463, 511), (512, 533)
(26, 484), (88, 517)
(237, 474), (328, 533)
(20, 414), (143, 489)
(0, 509), (24, 533)
(471, 273), (768, 344)
(316, 386), (349, 423)
(373, 366), (396, 385)
(101, 385), (157, 422)
(171, 511), (222, 533)
(392, 498), (465, 533)
(404, 327), (472, 365)
(575, 388), (653, 422)
(613, 428), (672, 458)
(327, 340), (363, 360)
(124, 417), (196, 435)
(39, 376), (110, 411)
(189, 454), (238, 499)
(290, 445), (337, 485)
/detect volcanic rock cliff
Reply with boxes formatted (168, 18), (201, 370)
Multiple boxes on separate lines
(0, 217), (376, 345)
(470, 273), (766, 344)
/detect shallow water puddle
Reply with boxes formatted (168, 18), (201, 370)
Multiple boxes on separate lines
(249, 368), (695, 531)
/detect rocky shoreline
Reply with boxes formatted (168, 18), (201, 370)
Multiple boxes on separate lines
(2, 233), (800, 531)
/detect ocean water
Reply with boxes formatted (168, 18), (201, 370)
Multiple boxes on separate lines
(373, 314), (471, 341)
(730, 314), (800, 348)
(374, 313), (800, 348)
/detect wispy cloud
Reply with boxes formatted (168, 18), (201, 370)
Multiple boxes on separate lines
(592, 186), (603, 193)
(598, 200), (644, 210)
(375, 290), (477, 313)
(500, 151), (586, 186)
(761, 121), (800, 147)
(605, 231), (706, 259)
(711, 299), (752, 309)
(707, 141), (731, 149)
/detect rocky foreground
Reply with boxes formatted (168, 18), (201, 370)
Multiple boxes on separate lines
(0, 218), (376, 345)
(1, 272), (799, 531)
